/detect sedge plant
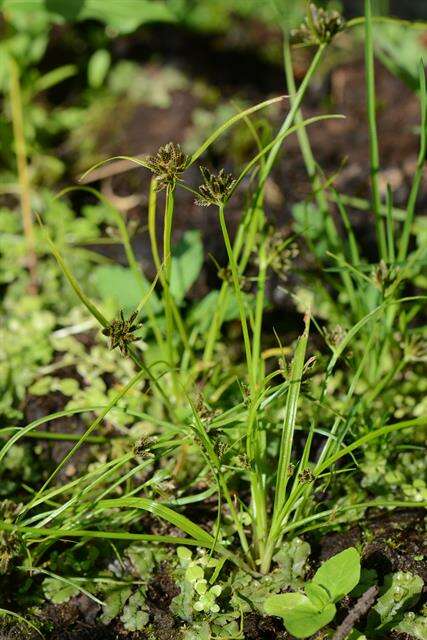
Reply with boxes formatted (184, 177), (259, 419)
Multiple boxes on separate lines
(1, 2), (426, 586)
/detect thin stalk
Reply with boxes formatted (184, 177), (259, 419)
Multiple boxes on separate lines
(9, 57), (37, 292)
(261, 314), (310, 574)
(248, 241), (268, 556)
(283, 34), (337, 248)
(257, 43), (326, 195)
(218, 204), (253, 389)
(148, 179), (191, 353)
(57, 184), (166, 353)
(251, 240), (267, 387)
(163, 186), (178, 373)
(397, 61), (426, 262)
(385, 185), (395, 263)
(364, 0), (388, 260)
(203, 43), (326, 363)
(334, 191), (361, 265)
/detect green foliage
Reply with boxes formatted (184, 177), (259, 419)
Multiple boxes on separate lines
(170, 230), (204, 305)
(100, 586), (132, 625)
(375, 22), (427, 91)
(395, 609), (427, 640)
(2, 0), (175, 34)
(121, 588), (150, 631)
(171, 547), (223, 620)
(368, 571), (424, 633)
(0, 1), (426, 633)
(265, 592), (336, 638)
(312, 547), (361, 601)
(42, 576), (79, 604)
(87, 49), (111, 89)
(264, 548), (361, 638)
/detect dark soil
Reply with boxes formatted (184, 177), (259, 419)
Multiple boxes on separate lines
(2, 508), (424, 640)
(315, 508), (427, 582)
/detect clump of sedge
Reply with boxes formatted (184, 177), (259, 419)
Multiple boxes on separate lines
(102, 310), (142, 356)
(195, 167), (236, 207)
(263, 226), (299, 281)
(146, 142), (188, 190)
(292, 3), (345, 45)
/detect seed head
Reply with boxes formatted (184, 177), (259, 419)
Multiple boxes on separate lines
(134, 436), (155, 459)
(0, 500), (23, 575)
(372, 260), (399, 293)
(102, 310), (142, 356)
(217, 265), (251, 292)
(298, 469), (314, 484)
(325, 324), (346, 347)
(146, 142), (188, 191)
(264, 226), (299, 281)
(292, 3), (345, 45)
(195, 167), (237, 207)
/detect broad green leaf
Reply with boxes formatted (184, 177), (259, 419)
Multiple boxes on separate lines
(170, 230), (203, 305)
(264, 592), (336, 638)
(3, 0), (176, 33)
(264, 592), (315, 618)
(313, 547), (361, 602)
(94, 264), (160, 315)
(188, 290), (240, 330)
(304, 582), (331, 609)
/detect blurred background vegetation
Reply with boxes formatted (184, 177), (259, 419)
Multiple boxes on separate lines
(1, 1), (426, 288)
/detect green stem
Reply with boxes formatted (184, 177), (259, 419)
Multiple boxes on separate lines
(9, 57), (37, 292)
(365, 0), (388, 260)
(163, 185), (177, 372)
(218, 204), (254, 389)
(251, 240), (267, 387)
(283, 34), (337, 249)
(203, 43), (326, 364)
(149, 180), (191, 356)
(397, 61), (426, 262)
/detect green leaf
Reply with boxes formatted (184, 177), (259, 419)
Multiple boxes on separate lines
(396, 612), (427, 640)
(43, 576), (79, 604)
(34, 64), (77, 93)
(369, 572), (423, 631)
(304, 582), (331, 609)
(170, 230), (203, 305)
(99, 497), (215, 547)
(94, 264), (160, 315)
(121, 589), (149, 631)
(3, 0), (176, 33)
(273, 538), (311, 586)
(88, 49), (111, 88)
(264, 592), (336, 638)
(312, 547), (361, 602)
(100, 586), (132, 624)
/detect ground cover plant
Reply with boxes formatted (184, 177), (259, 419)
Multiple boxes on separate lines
(0, 1), (426, 638)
